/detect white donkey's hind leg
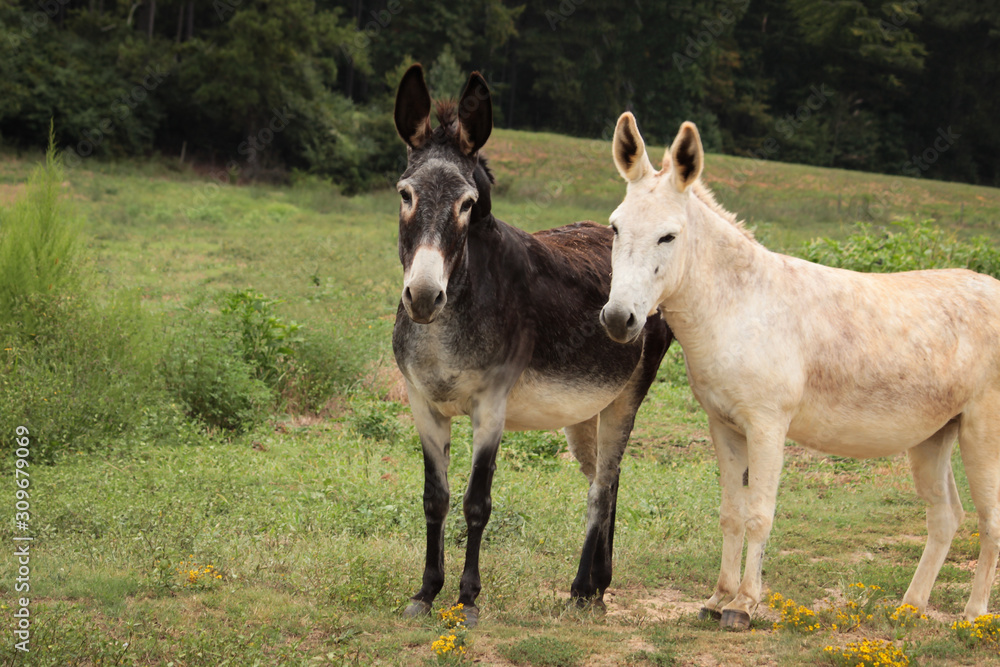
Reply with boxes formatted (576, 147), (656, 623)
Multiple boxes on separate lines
(957, 403), (1000, 620)
(701, 419), (749, 620)
(901, 422), (963, 613)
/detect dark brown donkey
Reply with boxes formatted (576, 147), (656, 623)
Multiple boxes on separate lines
(392, 64), (672, 627)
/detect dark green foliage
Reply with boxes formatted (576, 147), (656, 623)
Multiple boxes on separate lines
(801, 218), (1000, 277)
(221, 289), (302, 388)
(2, 1), (999, 187)
(161, 307), (274, 434)
(346, 395), (402, 443)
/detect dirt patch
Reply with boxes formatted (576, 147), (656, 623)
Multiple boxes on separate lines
(603, 586), (706, 624)
(362, 362), (408, 404)
(0, 183), (26, 205)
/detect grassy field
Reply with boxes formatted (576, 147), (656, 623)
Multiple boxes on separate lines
(2, 131), (1000, 666)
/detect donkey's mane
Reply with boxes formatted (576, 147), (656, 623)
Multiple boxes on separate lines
(431, 99), (495, 185)
(692, 180), (755, 242)
(435, 100), (458, 133)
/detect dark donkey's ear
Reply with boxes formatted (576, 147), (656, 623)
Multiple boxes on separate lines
(457, 72), (492, 156)
(395, 64), (432, 149)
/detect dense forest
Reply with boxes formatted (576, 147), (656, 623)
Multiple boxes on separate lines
(1, 0), (998, 191)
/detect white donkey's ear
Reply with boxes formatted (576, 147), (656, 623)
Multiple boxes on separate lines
(613, 112), (654, 182)
(668, 121), (703, 192)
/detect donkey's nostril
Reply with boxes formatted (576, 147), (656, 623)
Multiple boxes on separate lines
(433, 291), (445, 307)
(626, 312), (636, 328)
(403, 286), (413, 303)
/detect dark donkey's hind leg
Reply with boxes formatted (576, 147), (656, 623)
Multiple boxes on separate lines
(404, 387), (453, 618)
(571, 322), (670, 606)
(455, 394), (507, 628)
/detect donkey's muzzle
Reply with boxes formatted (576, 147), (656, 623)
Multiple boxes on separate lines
(600, 303), (644, 344)
(402, 283), (447, 324)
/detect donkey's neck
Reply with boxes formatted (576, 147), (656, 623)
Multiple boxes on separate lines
(447, 213), (526, 307)
(660, 195), (767, 347)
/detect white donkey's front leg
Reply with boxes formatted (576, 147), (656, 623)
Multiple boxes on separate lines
(702, 418), (749, 620)
(720, 422), (786, 630)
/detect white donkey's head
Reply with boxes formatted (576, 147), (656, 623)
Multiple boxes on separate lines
(600, 114), (704, 344)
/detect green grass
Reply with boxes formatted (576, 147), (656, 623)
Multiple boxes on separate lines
(2, 131), (1000, 664)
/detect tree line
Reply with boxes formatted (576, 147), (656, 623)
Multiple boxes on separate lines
(1, 0), (997, 191)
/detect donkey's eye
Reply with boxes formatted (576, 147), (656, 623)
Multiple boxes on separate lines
(400, 190), (412, 205)
(658, 234), (676, 244)
(611, 224), (619, 236)
(460, 199), (474, 213)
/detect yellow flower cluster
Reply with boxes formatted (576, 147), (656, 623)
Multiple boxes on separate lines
(823, 638), (910, 667)
(770, 584), (926, 637)
(432, 633), (467, 657)
(438, 603), (467, 629)
(888, 604), (926, 630)
(768, 592), (820, 633)
(951, 613), (1000, 647)
(176, 556), (223, 587)
(828, 599), (873, 632)
(432, 604), (469, 662)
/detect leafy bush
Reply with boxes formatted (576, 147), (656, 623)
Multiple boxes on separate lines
(0, 292), (186, 461)
(161, 308), (272, 434)
(281, 330), (361, 414)
(346, 394), (402, 444)
(0, 141), (185, 461)
(221, 289), (302, 388)
(801, 218), (1000, 277)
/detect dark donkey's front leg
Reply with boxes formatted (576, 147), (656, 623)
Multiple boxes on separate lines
(456, 395), (507, 628)
(404, 387), (453, 618)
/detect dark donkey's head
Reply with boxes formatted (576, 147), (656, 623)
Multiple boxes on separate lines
(394, 64), (494, 323)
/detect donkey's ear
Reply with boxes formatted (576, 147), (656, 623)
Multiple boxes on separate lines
(394, 64), (432, 149)
(613, 112), (654, 182)
(669, 121), (704, 192)
(457, 72), (492, 155)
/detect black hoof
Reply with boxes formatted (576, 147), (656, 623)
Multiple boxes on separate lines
(698, 607), (722, 621)
(462, 605), (479, 629)
(720, 608), (751, 630)
(403, 600), (432, 618)
(570, 596), (606, 613)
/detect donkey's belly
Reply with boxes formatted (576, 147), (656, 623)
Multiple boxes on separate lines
(503, 371), (623, 431)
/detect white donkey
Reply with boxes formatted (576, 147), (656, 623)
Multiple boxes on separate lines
(600, 112), (1000, 630)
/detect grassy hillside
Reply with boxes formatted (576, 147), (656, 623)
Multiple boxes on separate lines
(1, 133), (999, 666)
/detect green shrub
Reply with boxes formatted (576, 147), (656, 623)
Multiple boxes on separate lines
(161, 309), (272, 434)
(0, 133), (81, 339)
(346, 394), (402, 444)
(0, 291), (187, 461)
(0, 140), (184, 461)
(220, 288), (302, 388)
(281, 332), (357, 413)
(801, 218), (1000, 277)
